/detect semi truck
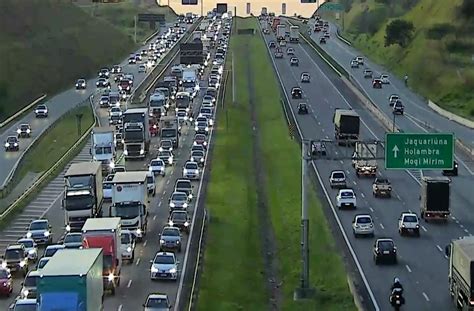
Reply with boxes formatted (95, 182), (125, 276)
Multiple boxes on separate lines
(271, 17), (281, 32)
(333, 108), (360, 145)
(148, 92), (167, 119)
(276, 24), (286, 41)
(181, 68), (199, 98)
(420, 176), (451, 222)
(352, 141), (377, 177)
(36, 249), (104, 311)
(261, 7), (268, 16)
(91, 127), (115, 174)
(192, 31), (202, 41)
(110, 171), (149, 241)
(160, 116), (180, 148)
(176, 91), (192, 112)
(447, 236), (474, 311)
(82, 218), (122, 295)
(289, 25), (299, 42)
(122, 108), (150, 159)
(63, 162), (103, 232)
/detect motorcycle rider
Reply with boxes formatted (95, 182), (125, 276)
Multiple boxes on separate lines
(391, 277), (403, 293)
(390, 278), (405, 308)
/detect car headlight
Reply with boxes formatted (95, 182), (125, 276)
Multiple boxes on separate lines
(168, 157), (173, 164)
(1, 262), (6, 269)
(140, 149), (145, 155)
(184, 221), (189, 227)
(66, 225), (71, 232)
(195, 126), (199, 131)
(203, 141), (207, 146)
(22, 289), (29, 297)
(183, 169), (188, 174)
(108, 273), (114, 282)
(44, 231), (50, 237)
(19, 260), (26, 268)
(168, 221), (174, 226)
(160, 239), (165, 244)
(16, 129), (21, 134)
(124, 150), (128, 156)
(14, 143), (18, 147)
(188, 194), (193, 199)
(4, 143), (9, 147)
(28, 249), (36, 255)
(26, 232), (32, 238)
(127, 247), (132, 253)
(200, 158), (204, 162)
(136, 229), (142, 235)
(151, 266), (158, 273)
(205, 127), (209, 131)
(209, 119), (214, 125)
(169, 268), (177, 274)
(185, 107), (190, 112)
(170, 202), (175, 208)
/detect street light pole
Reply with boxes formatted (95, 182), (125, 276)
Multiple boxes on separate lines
(392, 112), (396, 132)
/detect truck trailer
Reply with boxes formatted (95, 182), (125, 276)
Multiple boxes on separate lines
(148, 92), (167, 119)
(110, 171), (149, 241)
(289, 26), (299, 42)
(122, 108), (150, 159)
(91, 127), (115, 174)
(82, 218), (122, 295)
(352, 141), (378, 177)
(448, 236), (474, 310)
(420, 176), (451, 221)
(36, 248), (104, 311)
(160, 116), (180, 148)
(63, 162), (104, 232)
(181, 68), (199, 98)
(333, 108), (360, 145)
(276, 24), (286, 41)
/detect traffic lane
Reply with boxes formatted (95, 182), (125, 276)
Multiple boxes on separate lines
(267, 37), (458, 310)
(310, 22), (474, 150)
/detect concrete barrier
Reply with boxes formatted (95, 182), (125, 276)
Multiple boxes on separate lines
(428, 100), (474, 129)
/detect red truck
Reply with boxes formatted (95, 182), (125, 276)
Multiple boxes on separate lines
(271, 17), (280, 32)
(82, 217), (122, 295)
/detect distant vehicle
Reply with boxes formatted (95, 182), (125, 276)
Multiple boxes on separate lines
(75, 78), (86, 90)
(150, 252), (179, 281)
(300, 72), (310, 83)
(420, 176), (451, 222)
(290, 57), (299, 66)
(319, 37), (326, 44)
(336, 189), (357, 209)
(174, 179), (193, 200)
(43, 244), (65, 259)
(398, 212), (420, 236)
(129, 56), (137, 64)
(139, 64), (147, 73)
(182, 161), (200, 180)
(96, 78), (110, 88)
(373, 238), (397, 265)
(372, 178), (392, 198)
(121, 229), (136, 263)
(111, 65), (122, 74)
(324, 31), (330, 38)
(10, 298), (37, 311)
(291, 87), (302, 99)
(380, 74), (390, 84)
(286, 47), (295, 55)
(0, 268), (12, 297)
(372, 79), (382, 89)
(190, 150), (205, 166)
(17, 124), (31, 138)
(388, 94), (400, 106)
(356, 56), (364, 65)
(157, 150), (174, 166)
(269, 41), (276, 48)
(352, 214), (374, 237)
(34, 104), (48, 118)
(20, 270), (40, 299)
(329, 170), (347, 188)
(350, 59), (359, 68)
(149, 159), (166, 176)
(392, 101), (404, 115)
(297, 103), (308, 114)
(4, 136), (19, 152)
(26, 219), (52, 245)
(143, 293), (172, 311)
(168, 211), (191, 234)
(99, 95), (110, 108)
(98, 68), (110, 78)
(310, 141), (327, 156)
(17, 238), (38, 262)
(159, 227), (182, 252)
(193, 134), (208, 149)
(363, 69), (373, 78)
(159, 140), (174, 152)
(169, 191), (189, 212)
(2, 244), (29, 276)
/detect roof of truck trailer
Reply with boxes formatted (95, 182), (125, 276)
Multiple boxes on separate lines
(82, 217), (121, 232)
(39, 249), (102, 276)
(112, 171), (148, 184)
(454, 237), (474, 259)
(335, 109), (359, 117)
(65, 161), (102, 177)
(92, 126), (115, 134)
(123, 107), (148, 113)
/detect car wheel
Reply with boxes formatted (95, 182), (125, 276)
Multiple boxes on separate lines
(178, 246), (182, 253)
(374, 256), (378, 265)
(130, 252), (134, 263)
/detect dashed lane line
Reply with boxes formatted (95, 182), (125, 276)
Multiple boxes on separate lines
(405, 265), (412, 273)
(136, 258), (140, 266)
(422, 292), (430, 302)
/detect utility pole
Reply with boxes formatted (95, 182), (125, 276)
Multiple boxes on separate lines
(294, 140), (316, 300)
(134, 15), (138, 44)
(392, 112), (396, 132)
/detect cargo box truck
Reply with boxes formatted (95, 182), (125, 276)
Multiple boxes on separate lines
(333, 108), (360, 145)
(37, 248), (104, 311)
(420, 176), (451, 221)
(447, 236), (474, 311)
(91, 127), (115, 174)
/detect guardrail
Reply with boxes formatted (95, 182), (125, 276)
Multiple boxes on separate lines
(0, 94), (47, 128)
(336, 28), (352, 46)
(258, 19), (379, 311)
(0, 96), (96, 222)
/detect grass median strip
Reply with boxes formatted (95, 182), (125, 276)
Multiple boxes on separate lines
(197, 30), (268, 310)
(198, 17), (355, 310)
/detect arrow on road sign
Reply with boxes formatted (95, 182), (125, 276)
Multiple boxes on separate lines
(392, 145), (399, 158)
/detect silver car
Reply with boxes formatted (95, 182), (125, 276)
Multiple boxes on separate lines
(17, 238), (38, 262)
(121, 230), (136, 262)
(62, 233), (82, 249)
(159, 227), (182, 252)
(150, 252), (179, 281)
(352, 214), (374, 237)
(329, 170), (347, 188)
(183, 161), (200, 180)
(20, 270), (40, 299)
(143, 293), (171, 311)
(26, 219), (52, 245)
(169, 191), (189, 212)
(149, 159), (166, 176)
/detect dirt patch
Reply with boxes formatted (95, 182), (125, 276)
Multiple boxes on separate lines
(245, 42), (283, 310)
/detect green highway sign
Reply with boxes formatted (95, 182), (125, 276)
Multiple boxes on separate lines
(385, 133), (454, 169)
(318, 3), (343, 11)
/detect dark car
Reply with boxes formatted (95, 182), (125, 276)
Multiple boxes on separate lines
(373, 238), (397, 265)
(96, 78), (110, 88)
(392, 101), (404, 115)
(193, 134), (208, 149)
(443, 160), (458, 176)
(168, 210), (191, 234)
(319, 37), (326, 44)
(98, 68), (110, 79)
(363, 69), (373, 78)
(17, 124), (32, 138)
(297, 103), (308, 114)
(311, 141), (327, 156)
(372, 79), (382, 89)
(4, 136), (19, 152)
(2, 244), (29, 276)
(75, 78), (86, 90)
(291, 87), (302, 99)
(269, 41), (276, 48)
(0, 268), (12, 297)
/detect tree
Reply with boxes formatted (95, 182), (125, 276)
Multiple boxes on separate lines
(384, 19), (415, 47)
(459, 0), (474, 19)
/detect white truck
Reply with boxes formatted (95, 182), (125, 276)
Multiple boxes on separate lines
(110, 172), (149, 241)
(91, 127), (115, 174)
(289, 25), (299, 42)
(181, 68), (199, 97)
(63, 162), (103, 232)
(148, 92), (167, 118)
(352, 142), (377, 177)
(447, 236), (474, 310)
(276, 24), (286, 41)
(192, 31), (202, 41)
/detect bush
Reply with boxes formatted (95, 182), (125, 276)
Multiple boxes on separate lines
(384, 19), (415, 47)
(445, 39), (474, 53)
(459, 0), (474, 19)
(426, 23), (455, 39)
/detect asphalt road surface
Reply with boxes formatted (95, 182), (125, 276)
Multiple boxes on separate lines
(0, 23), (174, 189)
(261, 20), (474, 311)
(0, 19), (215, 310)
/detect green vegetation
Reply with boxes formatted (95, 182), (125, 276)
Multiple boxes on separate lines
(330, 0), (474, 119)
(76, 0), (176, 42)
(0, 0), (134, 122)
(198, 18), (355, 310)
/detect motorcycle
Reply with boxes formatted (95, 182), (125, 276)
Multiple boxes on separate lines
(389, 290), (405, 310)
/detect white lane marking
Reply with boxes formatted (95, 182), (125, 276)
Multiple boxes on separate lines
(163, 190), (166, 195)
(352, 181), (357, 185)
(136, 258), (140, 266)
(127, 280), (132, 288)
(460, 224), (464, 229)
(369, 207), (374, 212)
(379, 223), (384, 229)
(421, 225), (427, 232)
(452, 216), (456, 220)
(143, 240), (147, 247)
(118, 305), (123, 311)
(422, 292), (430, 302)
(436, 245), (443, 253)
(408, 209), (413, 213)
(405, 265), (412, 273)
(153, 215), (157, 220)
(158, 201), (162, 207)
(170, 170), (174, 175)
(166, 180), (170, 185)
(464, 229), (469, 234)
(360, 193), (365, 198)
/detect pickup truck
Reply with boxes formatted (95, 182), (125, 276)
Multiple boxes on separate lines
(372, 178), (392, 198)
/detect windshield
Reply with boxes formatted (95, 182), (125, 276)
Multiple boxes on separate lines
(176, 98), (190, 106)
(113, 203), (141, 218)
(161, 141), (172, 147)
(403, 216), (418, 222)
(172, 212), (186, 221)
(121, 234), (131, 244)
(332, 172), (344, 179)
(64, 195), (94, 211)
(19, 240), (33, 248)
(151, 160), (163, 166)
(29, 222), (47, 231)
(147, 176), (154, 184)
(154, 255), (175, 264)
(95, 147), (113, 155)
(163, 229), (179, 236)
(66, 176), (91, 188)
(172, 193), (187, 201)
(124, 130), (144, 141)
(341, 192), (353, 198)
(24, 275), (38, 287)
(357, 217), (372, 224)
(177, 181), (191, 189)
(0, 269), (9, 278)
(38, 259), (49, 269)
(378, 241), (394, 249)
(192, 151), (203, 157)
(45, 247), (63, 257)
(183, 81), (196, 88)
(146, 298), (168, 308)
(159, 151), (171, 157)
(161, 129), (177, 138)
(65, 234), (82, 243)
(13, 304), (36, 311)
(150, 99), (165, 107)
(186, 163), (198, 169)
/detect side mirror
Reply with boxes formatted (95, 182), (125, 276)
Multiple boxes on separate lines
(149, 260), (153, 263)
(21, 282), (23, 286)
(142, 304), (146, 307)
(445, 245), (451, 257)
(49, 225), (52, 229)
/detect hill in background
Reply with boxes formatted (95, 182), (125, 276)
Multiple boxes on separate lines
(0, 0), (176, 122)
(332, 0), (474, 119)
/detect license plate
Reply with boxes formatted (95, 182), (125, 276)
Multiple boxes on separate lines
(160, 273), (168, 277)
(383, 251), (389, 254)
(396, 300), (400, 304)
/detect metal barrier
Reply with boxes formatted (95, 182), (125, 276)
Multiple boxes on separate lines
(0, 94), (47, 128)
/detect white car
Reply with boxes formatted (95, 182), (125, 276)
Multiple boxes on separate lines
(183, 161), (200, 180)
(352, 214), (374, 237)
(380, 74), (390, 84)
(202, 97), (214, 108)
(17, 238), (38, 262)
(356, 56), (364, 65)
(146, 172), (156, 196)
(336, 189), (357, 209)
(150, 251), (179, 281)
(149, 159), (166, 176)
(102, 174), (114, 200)
(120, 230), (136, 263)
(398, 212), (420, 236)
(138, 65), (147, 73)
(329, 170), (347, 188)
(279, 40), (287, 47)
(109, 106), (122, 117)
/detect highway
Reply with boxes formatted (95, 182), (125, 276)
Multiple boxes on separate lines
(0, 17), (225, 310)
(0, 23), (173, 190)
(306, 20), (474, 167)
(261, 19), (474, 311)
